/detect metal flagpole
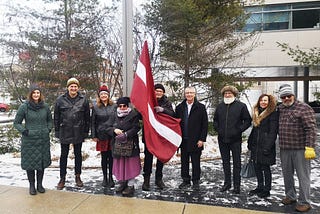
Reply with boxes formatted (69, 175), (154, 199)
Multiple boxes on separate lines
(122, 0), (133, 96)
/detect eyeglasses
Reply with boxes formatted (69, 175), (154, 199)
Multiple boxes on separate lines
(280, 95), (292, 99)
(118, 104), (127, 108)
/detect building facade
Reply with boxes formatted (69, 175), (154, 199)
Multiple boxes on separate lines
(234, 0), (320, 105)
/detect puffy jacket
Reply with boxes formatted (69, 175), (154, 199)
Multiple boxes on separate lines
(54, 92), (90, 144)
(14, 101), (52, 170)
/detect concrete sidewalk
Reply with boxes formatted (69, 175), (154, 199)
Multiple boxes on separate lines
(0, 185), (273, 214)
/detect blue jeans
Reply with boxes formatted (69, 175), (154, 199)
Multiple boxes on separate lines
(280, 149), (311, 205)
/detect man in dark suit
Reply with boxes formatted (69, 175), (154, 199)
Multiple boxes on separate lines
(175, 86), (208, 190)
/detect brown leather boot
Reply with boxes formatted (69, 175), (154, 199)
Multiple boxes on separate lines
(57, 177), (65, 190)
(75, 174), (83, 187)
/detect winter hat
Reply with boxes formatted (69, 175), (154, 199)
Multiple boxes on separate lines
(117, 97), (130, 106)
(67, 77), (80, 87)
(99, 84), (109, 94)
(221, 85), (239, 96)
(29, 84), (41, 93)
(279, 84), (294, 98)
(154, 83), (165, 93)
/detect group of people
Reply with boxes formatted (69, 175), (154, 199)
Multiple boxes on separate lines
(13, 77), (317, 212)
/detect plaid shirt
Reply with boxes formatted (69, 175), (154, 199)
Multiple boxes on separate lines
(278, 100), (317, 150)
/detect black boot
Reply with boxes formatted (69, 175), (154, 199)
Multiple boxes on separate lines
(26, 170), (36, 195)
(122, 185), (135, 197)
(36, 170), (45, 193)
(108, 175), (115, 188)
(142, 175), (150, 191)
(155, 178), (165, 190)
(115, 181), (127, 194)
(102, 175), (107, 187)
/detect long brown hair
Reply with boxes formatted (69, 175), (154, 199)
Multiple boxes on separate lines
(27, 90), (44, 102)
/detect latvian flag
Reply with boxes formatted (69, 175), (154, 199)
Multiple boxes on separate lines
(130, 41), (182, 163)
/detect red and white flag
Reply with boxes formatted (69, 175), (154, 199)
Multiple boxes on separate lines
(131, 41), (182, 163)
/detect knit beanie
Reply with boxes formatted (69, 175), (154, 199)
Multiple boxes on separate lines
(117, 97), (130, 106)
(279, 84), (294, 97)
(154, 83), (165, 93)
(221, 85), (239, 96)
(99, 84), (109, 94)
(29, 84), (41, 93)
(67, 77), (80, 87)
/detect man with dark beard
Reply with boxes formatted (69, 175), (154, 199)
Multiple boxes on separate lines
(277, 84), (317, 212)
(213, 85), (251, 194)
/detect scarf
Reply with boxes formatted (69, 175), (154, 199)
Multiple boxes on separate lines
(28, 100), (44, 110)
(117, 107), (132, 118)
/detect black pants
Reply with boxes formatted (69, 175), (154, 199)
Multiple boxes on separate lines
(180, 146), (202, 182)
(218, 141), (241, 188)
(254, 163), (272, 191)
(143, 143), (163, 180)
(101, 150), (113, 178)
(60, 143), (82, 178)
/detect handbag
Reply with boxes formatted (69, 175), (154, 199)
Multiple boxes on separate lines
(112, 138), (134, 157)
(240, 151), (256, 178)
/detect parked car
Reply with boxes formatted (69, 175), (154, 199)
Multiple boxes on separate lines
(0, 103), (9, 112)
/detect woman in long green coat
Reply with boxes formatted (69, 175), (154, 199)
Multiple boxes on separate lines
(14, 84), (52, 195)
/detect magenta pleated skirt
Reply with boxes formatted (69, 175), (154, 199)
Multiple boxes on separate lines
(112, 156), (141, 181)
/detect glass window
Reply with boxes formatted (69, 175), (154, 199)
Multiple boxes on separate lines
(243, 13), (262, 32)
(245, 6), (262, 13)
(293, 9), (320, 29)
(263, 12), (289, 30)
(293, 2), (320, 9)
(264, 4), (290, 11)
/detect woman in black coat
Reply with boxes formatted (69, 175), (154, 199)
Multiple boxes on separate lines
(247, 94), (278, 198)
(91, 85), (116, 188)
(107, 97), (141, 197)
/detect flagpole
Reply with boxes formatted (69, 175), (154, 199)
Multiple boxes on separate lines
(122, 0), (133, 96)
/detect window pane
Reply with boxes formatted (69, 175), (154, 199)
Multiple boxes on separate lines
(263, 12), (289, 30)
(264, 4), (290, 11)
(293, 2), (320, 9)
(293, 9), (320, 28)
(245, 6), (262, 13)
(243, 13), (262, 32)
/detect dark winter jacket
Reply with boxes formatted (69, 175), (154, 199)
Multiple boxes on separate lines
(54, 92), (90, 144)
(156, 95), (175, 117)
(14, 101), (52, 170)
(213, 100), (251, 144)
(175, 98), (208, 152)
(247, 96), (278, 165)
(91, 103), (117, 140)
(107, 109), (141, 158)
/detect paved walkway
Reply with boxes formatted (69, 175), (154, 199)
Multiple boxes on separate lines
(0, 185), (273, 214)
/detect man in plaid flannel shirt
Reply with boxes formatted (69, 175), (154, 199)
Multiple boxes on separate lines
(278, 84), (317, 212)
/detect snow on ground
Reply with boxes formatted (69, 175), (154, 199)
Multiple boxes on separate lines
(1, 112), (320, 213)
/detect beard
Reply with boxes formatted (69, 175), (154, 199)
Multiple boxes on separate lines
(283, 100), (294, 107)
(224, 97), (235, 104)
